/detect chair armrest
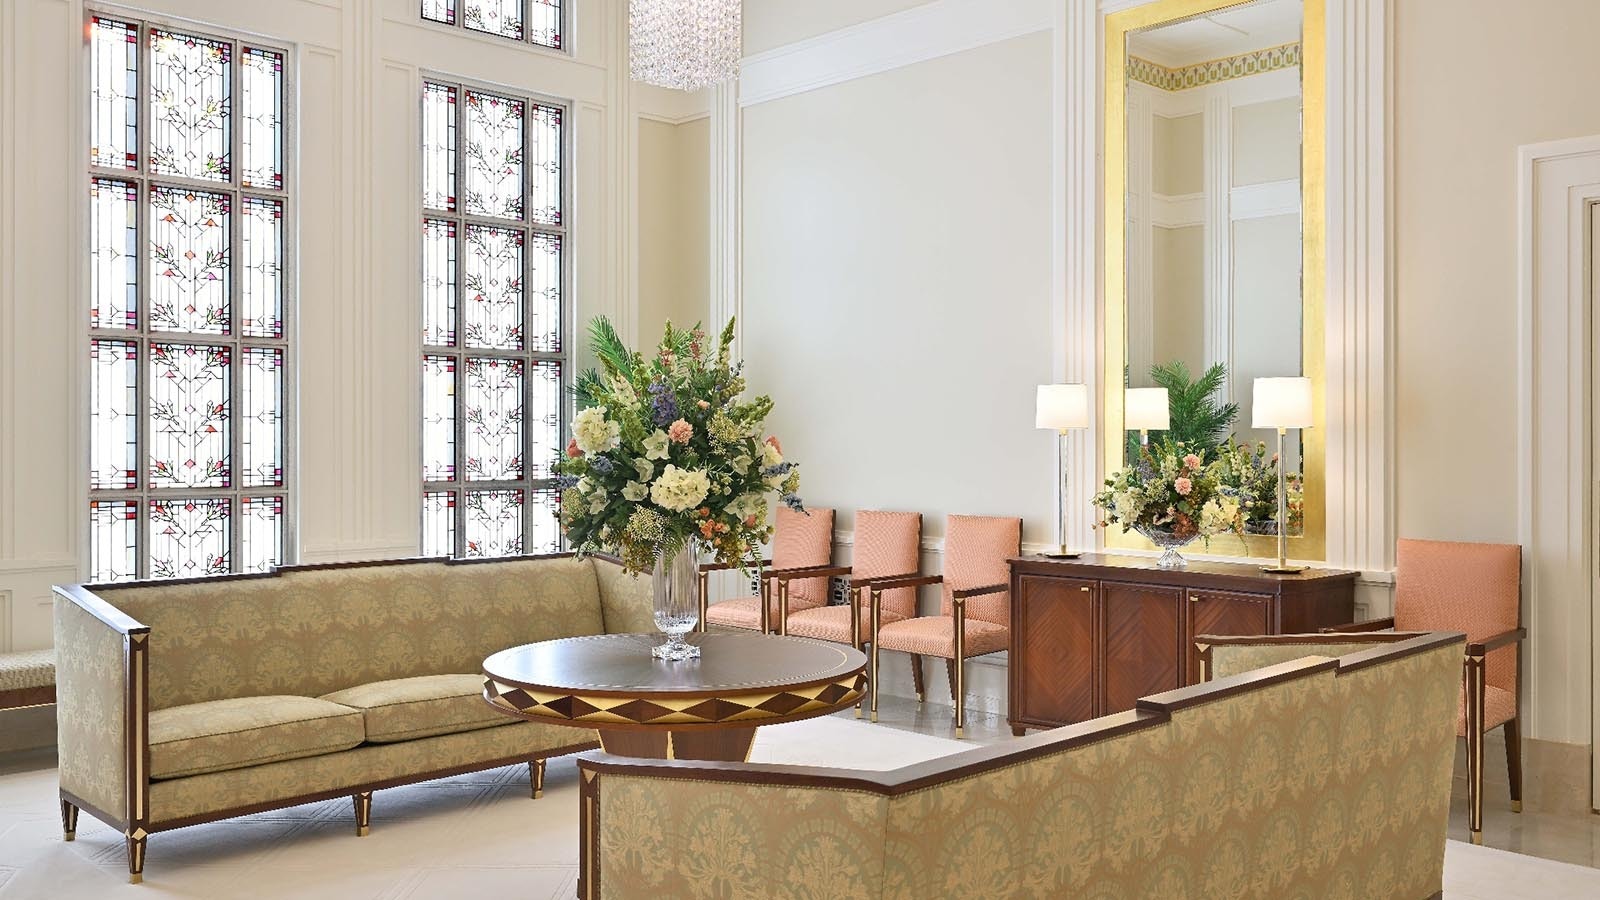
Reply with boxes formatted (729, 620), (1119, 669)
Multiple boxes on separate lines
(52, 585), (150, 831)
(867, 574), (944, 593)
(1321, 617), (1396, 634)
(763, 564), (852, 582)
(952, 583), (1008, 600)
(850, 571), (920, 589)
(1467, 627), (1527, 656)
(698, 558), (771, 573)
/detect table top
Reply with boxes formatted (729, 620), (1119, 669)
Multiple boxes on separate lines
(482, 632), (868, 699)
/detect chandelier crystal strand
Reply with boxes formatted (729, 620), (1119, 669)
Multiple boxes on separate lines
(629, 0), (742, 91)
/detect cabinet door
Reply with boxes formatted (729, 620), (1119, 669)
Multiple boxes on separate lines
(1013, 575), (1097, 727)
(1101, 582), (1184, 714)
(1186, 589), (1273, 683)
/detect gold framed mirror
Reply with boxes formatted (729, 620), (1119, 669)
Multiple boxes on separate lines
(1103, 0), (1325, 561)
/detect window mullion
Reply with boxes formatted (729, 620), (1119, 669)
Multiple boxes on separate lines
(134, 22), (153, 579)
(453, 84), (469, 559)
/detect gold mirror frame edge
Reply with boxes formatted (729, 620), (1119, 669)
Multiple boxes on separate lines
(1102, 0), (1327, 562)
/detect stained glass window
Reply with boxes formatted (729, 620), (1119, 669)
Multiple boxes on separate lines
(422, 77), (566, 558)
(89, 16), (293, 582)
(420, 0), (563, 51)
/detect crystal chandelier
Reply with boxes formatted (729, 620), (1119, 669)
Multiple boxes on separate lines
(629, 0), (742, 91)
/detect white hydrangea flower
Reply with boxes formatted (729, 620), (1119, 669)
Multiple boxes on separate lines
(623, 481), (649, 502)
(643, 429), (671, 461)
(730, 454), (752, 476)
(633, 458), (655, 482)
(573, 407), (621, 455)
(650, 464), (711, 512)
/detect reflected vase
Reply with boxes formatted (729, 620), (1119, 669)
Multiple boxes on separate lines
(651, 541), (701, 660)
(1134, 526), (1198, 569)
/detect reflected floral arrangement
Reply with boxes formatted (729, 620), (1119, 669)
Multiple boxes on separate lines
(1093, 440), (1246, 546)
(1214, 438), (1304, 536)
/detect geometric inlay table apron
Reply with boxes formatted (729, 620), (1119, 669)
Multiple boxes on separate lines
(483, 632), (869, 762)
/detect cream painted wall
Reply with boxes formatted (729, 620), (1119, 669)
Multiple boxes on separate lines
(740, 31), (1055, 549)
(638, 117), (712, 341)
(0, 0), (698, 651)
(1152, 226), (1205, 373)
(742, 0), (936, 55)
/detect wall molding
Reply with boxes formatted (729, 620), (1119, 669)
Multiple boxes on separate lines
(708, 82), (741, 349)
(1516, 133), (1600, 746)
(739, 0), (1051, 108)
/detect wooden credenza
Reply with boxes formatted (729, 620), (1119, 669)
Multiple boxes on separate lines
(1006, 554), (1357, 735)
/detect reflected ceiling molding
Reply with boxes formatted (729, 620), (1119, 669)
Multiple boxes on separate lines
(1129, 41), (1301, 91)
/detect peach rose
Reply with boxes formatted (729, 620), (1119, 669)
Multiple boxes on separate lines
(565, 438), (582, 458)
(1174, 476), (1193, 496)
(668, 418), (693, 444)
(764, 435), (783, 454)
(1183, 453), (1201, 470)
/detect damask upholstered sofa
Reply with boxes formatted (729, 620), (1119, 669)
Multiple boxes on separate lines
(53, 553), (652, 884)
(577, 631), (1463, 899)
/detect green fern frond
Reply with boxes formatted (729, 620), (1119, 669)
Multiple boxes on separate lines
(587, 316), (633, 381)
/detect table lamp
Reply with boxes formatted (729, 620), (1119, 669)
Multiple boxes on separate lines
(1036, 384), (1091, 558)
(1252, 376), (1313, 574)
(1124, 387), (1169, 447)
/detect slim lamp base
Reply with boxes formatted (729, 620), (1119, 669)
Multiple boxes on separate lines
(1040, 549), (1081, 559)
(1260, 564), (1306, 574)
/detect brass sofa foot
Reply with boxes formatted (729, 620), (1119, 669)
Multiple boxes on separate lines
(530, 759), (546, 799)
(353, 791), (373, 837)
(1511, 800), (1522, 813)
(126, 833), (146, 884)
(60, 799), (78, 841)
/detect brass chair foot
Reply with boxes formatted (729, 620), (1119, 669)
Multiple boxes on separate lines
(1511, 800), (1523, 813)
(356, 825), (370, 838)
(916, 692), (925, 705)
(955, 726), (964, 740)
(1470, 830), (1483, 845)
(870, 711), (878, 723)
(129, 873), (143, 885)
(63, 831), (75, 842)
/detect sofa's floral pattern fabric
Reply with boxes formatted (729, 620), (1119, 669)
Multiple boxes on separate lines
(600, 775), (889, 900)
(0, 648), (54, 691)
(320, 673), (515, 743)
(54, 596), (129, 821)
(148, 695), (366, 779)
(594, 560), (657, 634)
(149, 718), (594, 825)
(97, 558), (610, 709)
(596, 642), (1459, 899)
(1208, 641), (1384, 680)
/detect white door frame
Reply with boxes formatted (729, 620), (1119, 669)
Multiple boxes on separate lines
(1515, 134), (1600, 809)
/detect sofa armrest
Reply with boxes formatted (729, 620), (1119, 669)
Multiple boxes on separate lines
(1321, 617), (1396, 634)
(52, 585), (150, 831)
(1197, 632), (1420, 682)
(591, 557), (657, 634)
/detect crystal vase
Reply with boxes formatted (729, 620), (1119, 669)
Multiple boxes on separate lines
(1134, 526), (1199, 569)
(651, 541), (701, 660)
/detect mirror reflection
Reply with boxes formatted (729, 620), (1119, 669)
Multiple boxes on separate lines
(1123, 0), (1305, 535)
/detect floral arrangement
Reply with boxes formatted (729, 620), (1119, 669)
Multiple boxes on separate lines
(1213, 438), (1304, 535)
(1092, 440), (1244, 544)
(553, 317), (802, 574)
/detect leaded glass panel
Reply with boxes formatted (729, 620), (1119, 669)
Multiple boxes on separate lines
(239, 47), (284, 190)
(464, 0), (523, 40)
(423, 355), (456, 482)
(150, 185), (230, 334)
(422, 0), (457, 26)
(463, 224), (523, 350)
(90, 17), (138, 170)
(241, 496), (283, 572)
(423, 218), (457, 346)
(527, 102), (562, 226)
(465, 357), (523, 481)
(90, 340), (138, 490)
(526, 231), (561, 351)
(527, 487), (561, 554)
(90, 178), (139, 330)
(463, 90), (525, 220)
(89, 500), (139, 583)
(240, 196), (283, 338)
(241, 347), (283, 488)
(464, 489), (523, 557)
(149, 29), (231, 182)
(149, 342), (231, 488)
(528, 359), (562, 480)
(422, 491), (455, 556)
(529, 1), (562, 49)
(149, 497), (230, 578)
(423, 82), (457, 212)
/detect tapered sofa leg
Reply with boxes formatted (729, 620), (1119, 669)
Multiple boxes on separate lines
(530, 759), (547, 799)
(353, 791), (373, 837)
(60, 798), (79, 841)
(126, 833), (146, 884)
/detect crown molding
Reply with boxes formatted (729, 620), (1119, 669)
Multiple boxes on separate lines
(738, 0), (1052, 108)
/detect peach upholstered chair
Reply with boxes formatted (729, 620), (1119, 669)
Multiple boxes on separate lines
(787, 510), (923, 650)
(868, 514), (1021, 738)
(699, 506), (837, 634)
(1327, 538), (1525, 845)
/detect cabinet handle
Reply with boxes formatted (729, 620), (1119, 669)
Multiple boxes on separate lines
(1079, 586), (1091, 593)
(1190, 595), (1206, 603)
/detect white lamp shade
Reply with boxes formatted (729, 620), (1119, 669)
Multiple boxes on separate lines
(1035, 384), (1090, 430)
(1124, 388), (1170, 431)
(1252, 377), (1314, 429)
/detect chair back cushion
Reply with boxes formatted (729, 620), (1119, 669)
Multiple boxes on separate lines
(853, 511), (923, 620)
(773, 506), (834, 609)
(1394, 538), (1521, 694)
(99, 557), (607, 710)
(941, 515), (1021, 626)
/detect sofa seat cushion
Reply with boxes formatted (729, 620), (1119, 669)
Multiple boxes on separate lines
(149, 695), (365, 780)
(320, 674), (514, 743)
(0, 649), (54, 692)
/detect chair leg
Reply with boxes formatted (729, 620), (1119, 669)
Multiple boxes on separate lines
(1505, 717), (1523, 814)
(952, 600), (966, 740)
(353, 791), (373, 837)
(60, 798), (78, 841)
(1465, 657), (1486, 844)
(530, 758), (547, 800)
(869, 590), (882, 723)
(910, 654), (926, 704)
(943, 659), (957, 703)
(126, 833), (146, 885)
(855, 642), (867, 718)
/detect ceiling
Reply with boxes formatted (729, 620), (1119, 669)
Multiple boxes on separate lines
(1127, 0), (1303, 67)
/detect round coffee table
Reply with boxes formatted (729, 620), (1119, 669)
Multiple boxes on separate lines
(482, 632), (867, 761)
